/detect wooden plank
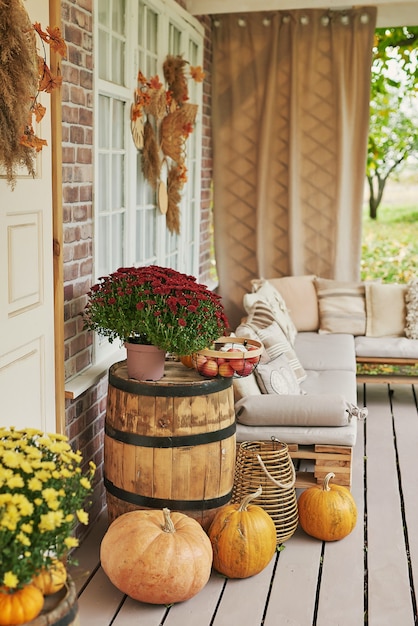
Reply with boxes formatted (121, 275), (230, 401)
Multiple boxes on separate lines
(264, 527), (322, 625)
(315, 385), (366, 624)
(389, 385), (418, 603)
(212, 556), (277, 625)
(76, 566), (125, 625)
(111, 596), (167, 625)
(68, 511), (108, 594)
(365, 384), (415, 625)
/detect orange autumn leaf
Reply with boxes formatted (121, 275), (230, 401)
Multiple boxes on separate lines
(137, 71), (148, 84)
(33, 102), (46, 123)
(20, 130), (48, 152)
(190, 66), (205, 82)
(33, 23), (66, 58)
(46, 26), (67, 57)
(149, 75), (163, 90)
(39, 62), (62, 93)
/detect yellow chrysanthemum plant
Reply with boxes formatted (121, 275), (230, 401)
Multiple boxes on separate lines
(0, 427), (95, 591)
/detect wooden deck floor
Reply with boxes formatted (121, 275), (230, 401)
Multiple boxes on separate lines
(68, 382), (418, 625)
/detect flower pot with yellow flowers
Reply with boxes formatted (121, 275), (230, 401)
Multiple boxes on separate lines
(0, 427), (95, 625)
(82, 265), (229, 381)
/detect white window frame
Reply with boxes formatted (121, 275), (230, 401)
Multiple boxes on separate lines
(93, 0), (204, 366)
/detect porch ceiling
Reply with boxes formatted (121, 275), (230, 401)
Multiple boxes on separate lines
(185, 0), (418, 27)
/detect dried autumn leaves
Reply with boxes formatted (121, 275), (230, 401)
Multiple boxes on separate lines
(0, 0), (66, 188)
(131, 55), (205, 234)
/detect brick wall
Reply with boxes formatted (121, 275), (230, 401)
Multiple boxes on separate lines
(61, 1), (214, 532)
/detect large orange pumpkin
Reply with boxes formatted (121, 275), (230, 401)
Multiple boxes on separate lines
(0, 584), (44, 625)
(100, 508), (213, 604)
(208, 486), (277, 578)
(298, 472), (358, 541)
(32, 559), (67, 595)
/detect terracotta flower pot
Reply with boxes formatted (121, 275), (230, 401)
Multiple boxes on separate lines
(125, 342), (166, 381)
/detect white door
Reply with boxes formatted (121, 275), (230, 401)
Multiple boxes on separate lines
(0, 0), (56, 432)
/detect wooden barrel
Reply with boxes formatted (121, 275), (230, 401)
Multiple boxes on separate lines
(30, 576), (79, 625)
(104, 360), (236, 530)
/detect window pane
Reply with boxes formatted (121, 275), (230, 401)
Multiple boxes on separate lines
(112, 100), (124, 149)
(98, 215), (110, 277)
(112, 213), (125, 268)
(112, 154), (124, 209)
(112, 37), (125, 84)
(147, 10), (158, 54)
(98, 155), (110, 212)
(112, 0), (125, 34)
(99, 96), (110, 149)
(98, 30), (109, 80)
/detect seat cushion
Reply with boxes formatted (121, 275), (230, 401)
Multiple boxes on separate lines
(295, 332), (356, 372)
(235, 393), (351, 427)
(355, 336), (418, 359)
(236, 418), (358, 447)
(268, 275), (319, 332)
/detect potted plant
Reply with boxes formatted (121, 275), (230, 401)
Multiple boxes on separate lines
(0, 427), (95, 624)
(82, 265), (229, 380)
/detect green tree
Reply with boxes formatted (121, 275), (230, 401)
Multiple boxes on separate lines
(367, 27), (418, 219)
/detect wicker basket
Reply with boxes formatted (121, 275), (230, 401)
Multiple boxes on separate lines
(232, 439), (299, 544)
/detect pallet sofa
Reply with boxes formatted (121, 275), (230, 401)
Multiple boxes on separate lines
(232, 276), (418, 488)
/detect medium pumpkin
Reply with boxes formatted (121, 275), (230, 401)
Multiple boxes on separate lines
(100, 508), (213, 604)
(0, 584), (44, 625)
(208, 486), (277, 578)
(32, 559), (67, 595)
(298, 472), (358, 541)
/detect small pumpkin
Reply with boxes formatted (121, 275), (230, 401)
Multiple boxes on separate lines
(100, 508), (213, 604)
(208, 486), (277, 578)
(32, 559), (67, 595)
(0, 584), (44, 625)
(298, 472), (358, 541)
(179, 354), (195, 368)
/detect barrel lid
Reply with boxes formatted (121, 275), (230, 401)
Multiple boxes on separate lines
(109, 360), (233, 397)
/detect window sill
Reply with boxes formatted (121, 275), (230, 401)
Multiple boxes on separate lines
(64, 346), (126, 400)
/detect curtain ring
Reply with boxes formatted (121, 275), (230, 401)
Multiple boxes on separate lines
(341, 14), (350, 25)
(300, 15), (309, 26)
(238, 18), (246, 27)
(360, 13), (369, 24)
(321, 15), (330, 26)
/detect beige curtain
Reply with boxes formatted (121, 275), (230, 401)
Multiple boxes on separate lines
(212, 8), (377, 328)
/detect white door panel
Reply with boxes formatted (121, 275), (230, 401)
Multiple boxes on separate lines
(0, 0), (56, 432)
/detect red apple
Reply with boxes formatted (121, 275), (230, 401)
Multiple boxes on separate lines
(246, 346), (261, 365)
(200, 358), (219, 377)
(236, 360), (255, 377)
(230, 358), (245, 372)
(218, 362), (235, 377)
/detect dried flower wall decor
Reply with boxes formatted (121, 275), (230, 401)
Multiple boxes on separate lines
(131, 55), (204, 234)
(0, 0), (66, 188)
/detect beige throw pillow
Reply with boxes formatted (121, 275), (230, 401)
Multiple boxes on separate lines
(314, 277), (366, 335)
(268, 275), (319, 332)
(243, 279), (298, 345)
(365, 283), (407, 337)
(255, 354), (302, 395)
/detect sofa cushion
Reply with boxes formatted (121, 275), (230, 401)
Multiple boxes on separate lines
(268, 275), (319, 332)
(355, 336), (418, 359)
(255, 354), (303, 395)
(314, 277), (366, 335)
(365, 283), (407, 337)
(235, 418), (357, 447)
(295, 332), (356, 372)
(233, 372), (262, 402)
(244, 279), (297, 345)
(300, 369), (357, 405)
(405, 279), (418, 340)
(236, 315), (307, 383)
(235, 394), (350, 427)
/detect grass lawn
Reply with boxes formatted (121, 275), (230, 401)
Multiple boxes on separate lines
(359, 193), (418, 377)
(361, 203), (418, 283)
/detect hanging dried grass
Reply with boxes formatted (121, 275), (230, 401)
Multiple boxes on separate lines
(0, 0), (39, 187)
(144, 86), (167, 120)
(166, 165), (182, 234)
(141, 119), (161, 189)
(163, 55), (188, 104)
